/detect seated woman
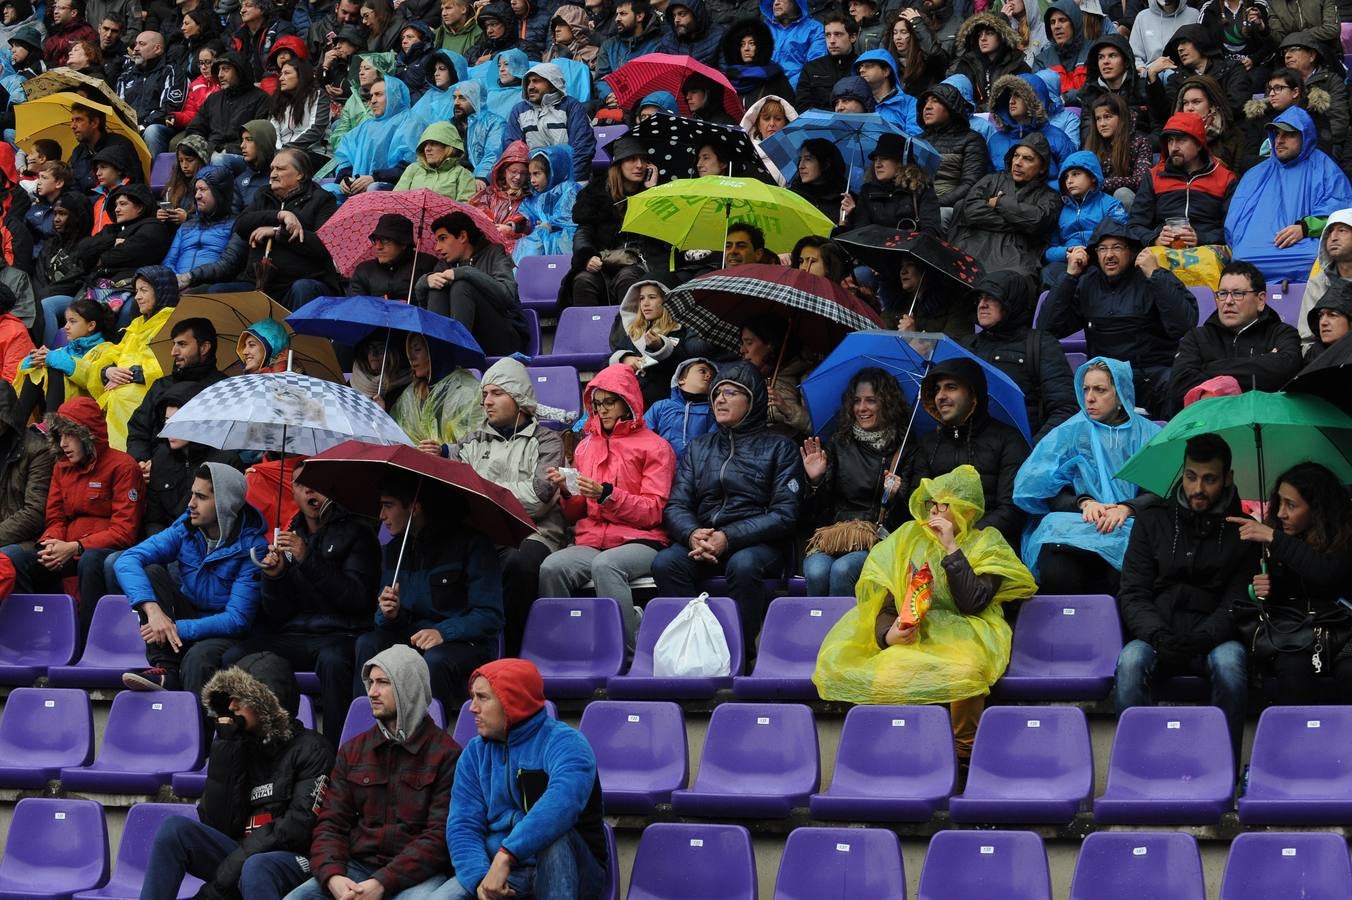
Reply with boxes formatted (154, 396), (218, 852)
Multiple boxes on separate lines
(800, 367), (910, 597)
(839, 133), (941, 233)
(392, 121), (477, 199)
(73, 183), (174, 324)
(539, 364), (676, 653)
(237, 318), (295, 374)
(469, 139), (529, 249)
(389, 331), (484, 451)
(739, 314), (812, 439)
(1012, 357), (1161, 596)
(790, 138), (850, 226)
(608, 279), (713, 410)
(271, 57), (332, 161)
(158, 136), (209, 227)
(1303, 284), (1352, 363)
(326, 74), (415, 196)
(1233, 462), (1352, 704)
(813, 464), (1037, 759)
(15, 298), (116, 418)
(349, 329), (411, 408)
(510, 145), (578, 262)
(33, 192), (94, 344)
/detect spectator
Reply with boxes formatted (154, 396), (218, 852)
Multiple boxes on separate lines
(232, 0), (299, 77)
(324, 43), (380, 148)
(351, 213), (436, 300)
(413, 211), (528, 357)
(1170, 73), (1245, 171)
(434, 0), (482, 56)
(1146, 24), (1249, 125)
(349, 330), (411, 408)
(794, 12), (856, 111)
(124, 317), (224, 464)
(138, 384), (241, 537)
(738, 313), (812, 438)
(0, 0), (42, 46)
(78, 183), (175, 309)
(643, 357), (715, 459)
(164, 165), (237, 278)
(1083, 92), (1152, 208)
(451, 80), (506, 185)
(1043, 150), (1129, 286)
(1302, 280), (1352, 362)
(1266, 0), (1340, 49)
(656, 0), (723, 66)
(396, 49), (463, 157)
(96, 11), (127, 78)
(1033, 68), (1084, 140)
(389, 331), (484, 450)
(984, 73), (1076, 176)
(0, 147), (32, 281)
(854, 48), (918, 134)
(544, 5), (599, 68)
(0, 284), (32, 385)
(162, 136), (210, 224)
(7, 22), (42, 78)
(23, 161), (69, 259)
(1296, 207), (1352, 349)
(1197, 0), (1273, 81)
(88, 144), (135, 235)
(721, 20), (793, 108)
(466, 2), (519, 63)
(177, 11), (221, 79)
(502, 62), (595, 182)
(1074, 33), (1151, 139)
(394, 20), (436, 99)
(1130, 0), (1201, 73)
(608, 280), (709, 409)
(1239, 67), (1325, 173)
(884, 8), (948, 98)
(43, 0), (97, 67)
(67, 101), (145, 193)
(31, 193), (93, 319)
(361, 0), (405, 53)
(833, 76), (873, 115)
(510, 144), (578, 260)
(1033, 0), (1089, 93)
(0, 381), (55, 554)
(443, 659), (607, 900)
(789, 138), (849, 225)
(1115, 432), (1255, 759)
(1127, 111), (1237, 250)
(168, 40), (224, 135)
(761, 0), (825, 89)
(468, 138), (529, 247)
(116, 30), (186, 157)
(271, 57), (332, 157)
(946, 11), (1029, 110)
(139, 653), (334, 900)
(1278, 32), (1348, 162)
(653, 360), (803, 660)
(740, 96), (797, 185)
(839, 132), (941, 232)
(291, 645), (459, 899)
(916, 0), (961, 56)
(329, 75), (415, 194)
(595, 0), (663, 94)
(230, 120), (278, 215)
(185, 52), (272, 155)
(918, 77), (990, 222)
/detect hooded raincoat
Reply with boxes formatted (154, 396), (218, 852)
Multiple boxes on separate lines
(399, 49), (469, 149)
(986, 73), (1077, 176)
(503, 62), (595, 181)
(721, 20), (794, 106)
(855, 49), (919, 135)
(330, 51), (398, 148)
(511, 143), (578, 261)
(393, 121), (478, 199)
(1032, 0), (1090, 92)
(919, 77), (992, 208)
(1296, 206), (1352, 349)
(39, 396), (143, 552)
(389, 332), (486, 448)
(329, 73), (416, 183)
(947, 12), (1031, 110)
(470, 139), (530, 248)
(759, 0), (825, 88)
(452, 79), (508, 180)
(655, 0), (725, 66)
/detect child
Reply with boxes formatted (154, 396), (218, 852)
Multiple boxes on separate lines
(18, 138), (62, 195)
(1042, 149), (1128, 287)
(393, 122), (477, 199)
(510, 145), (578, 262)
(7, 25), (42, 80)
(24, 161), (70, 256)
(643, 358), (716, 459)
(840, 133), (942, 234)
(15, 297), (116, 418)
(90, 149), (133, 235)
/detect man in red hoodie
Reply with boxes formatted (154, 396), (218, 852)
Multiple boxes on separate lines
(0, 396), (144, 644)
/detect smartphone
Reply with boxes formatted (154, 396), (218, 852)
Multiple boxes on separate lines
(157, 200), (171, 211)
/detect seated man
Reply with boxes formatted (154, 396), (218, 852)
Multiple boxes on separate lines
(1297, 208), (1352, 351)
(329, 75), (416, 196)
(1167, 260), (1303, 413)
(1127, 112), (1237, 251)
(163, 165), (239, 280)
(285, 646), (460, 899)
(118, 463), (269, 694)
(350, 214), (436, 302)
(451, 80), (506, 186)
(125, 317), (225, 464)
(443, 659), (607, 900)
(652, 361), (803, 662)
(0, 382), (55, 554)
(1115, 432), (1257, 760)
(502, 63), (595, 182)
(723, 222), (764, 268)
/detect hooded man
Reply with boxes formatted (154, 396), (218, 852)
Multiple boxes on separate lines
(165, 164), (239, 280)
(794, 12), (857, 111)
(1032, 0), (1089, 93)
(1127, 111), (1237, 248)
(444, 659), (607, 900)
(656, 0), (724, 66)
(595, 0), (663, 87)
(947, 11), (1030, 109)
(1279, 32), (1351, 178)
(185, 51), (273, 154)
(140, 652), (335, 900)
(118, 461), (269, 694)
(329, 74), (416, 192)
(853, 48), (919, 135)
(467, 0), (521, 62)
(451, 79), (507, 183)
(503, 62), (595, 181)
(1225, 106), (1352, 281)
(1147, 23), (1250, 125)
(760, 0), (825, 88)
(1130, 0), (1202, 71)
(0, 381), (53, 551)
(652, 360), (803, 661)
(984, 72), (1077, 175)
(1295, 206), (1352, 350)
(1073, 33), (1151, 139)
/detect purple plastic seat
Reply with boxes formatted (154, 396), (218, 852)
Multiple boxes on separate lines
(579, 701), (686, 814)
(296, 695), (315, 730)
(0, 798), (109, 899)
(527, 366), (583, 426)
(521, 596), (625, 697)
(809, 705), (954, 822)
(170, 765), (206, 798)
(772, 827), (905, 900)
(948, 706), (1093, 824)
(1191, 285), (1216, 324)
(671, 703), (818, 818)
(1033, 290), (1085, 352)
(916, 830), (1050, 900)
(74, 803), (203, 900)
(592, 124), (629, 173)
(606, 596), (743, 699)
(518, 254), (570, 313)
(522, 308), (541, 357)
(149, 153), (175, 194)
(60, 691), (203, 793)
(1220, 832), (1352, 899)
(1267, 281), (1306, 328)
(542, 306), (620, 370)
(731, 596), (852, 700)
(339, 696), (446, 748)
(1064, 351), (1087, 371)
(1094, 706), (1233, 824)
(452, 698), (556, 749)
(0, 687), (94, 788)
(48, 596), (143, 688)
(0, 593), (77, 683)
(627, 823), (756, 900)
(1069, 832), (1204, 900)
(1238, 705), (1352, 824)
(295, 671), (321, 694)
(994, 594), (1121, 700)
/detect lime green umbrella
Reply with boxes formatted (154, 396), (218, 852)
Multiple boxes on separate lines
(1116, 391), (1352, 499)
(621, 175), (836, 254)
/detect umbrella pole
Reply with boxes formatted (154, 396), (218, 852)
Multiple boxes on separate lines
(376, 329), (391, 397)
(391, 478), (423, 586)
(406, 205), (427, 303)
(882, 364), (929, 505)
(905, 270), (926, 320)
(770, 316), (794, 388)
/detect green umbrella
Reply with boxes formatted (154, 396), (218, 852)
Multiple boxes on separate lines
(621, 175), (835, 254)
(1116, 391), (1352, 499)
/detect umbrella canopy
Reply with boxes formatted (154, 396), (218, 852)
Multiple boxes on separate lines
(1116, 391), (1352, 498)
(298, 440), (537, 547)
(759, 111), (939, 192)
(315, 189), (505, 278)
(1285, 350), (1352, 413)
(159, 372), (411, 455)
(662, 264), (885, 355)
(835, 225), (983, 290)
(21, 68), (139, 128)
(16, 92), (151, 183)
(288, 295), (486, 376)
(631, 112), (771, 184)
(622, 176), (835, 253)
(800, 330), (1032, 441)
(602, 53), (744, 124)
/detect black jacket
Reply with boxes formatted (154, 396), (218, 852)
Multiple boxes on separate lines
(234, 182), (341, 295)
(77, 184), (175, 286)
(919, 81), (991, 208)
(804, 428), (906, 530)
(185, 51), (273, 153)
(946, 12), (1029, 109)
(125, 357), (227, 462)
(412, 241), (528, 355)
(259, 506), (381, 634)
(114, 53), (186, 127)
(350, 249), (436, 302)
(143, 382), (242, 532)
(570, 176), (668, 269)
(1167, 306), (1303, 411)
(850, 177), (942, 233)
(1146, 24), (1252, 124)
(1073, 34), (1152, 140)
(794, 51), (857, 112)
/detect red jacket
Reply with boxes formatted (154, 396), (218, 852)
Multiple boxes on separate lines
(170, 74), (222, 129)
(42, 20), (97, 68)
(40, 397), (144, 550)
(0, 314), (34, 383)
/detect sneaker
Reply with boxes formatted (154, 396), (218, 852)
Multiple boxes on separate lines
(122, 667), (180, 691)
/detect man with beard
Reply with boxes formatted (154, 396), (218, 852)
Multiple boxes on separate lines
(655, 0), (722, 66)
(115, 30), (187, 157)
(124, 317), (225, 465)
(1127, 111), (1236, 249)
(42, 0), (96, 67)
(595, 0), (662, 94)
(503, 63), (595, 181)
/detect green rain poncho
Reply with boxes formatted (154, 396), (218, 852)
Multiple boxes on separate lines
(388, 331), (484, 446)
(329, 51), (397, 148)
(813, 464), (1037, 704)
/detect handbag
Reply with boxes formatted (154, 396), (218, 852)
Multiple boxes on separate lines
(803, 444), (902, 558)
(1250, 601), (1352, 673)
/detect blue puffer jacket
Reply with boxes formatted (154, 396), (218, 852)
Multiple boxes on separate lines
(854, 50), (919, 136)
(985, 72), (1077, 176)
(663, 360), (803, 550)
(162, 165), (237, 275)
(759, 0), (825, 88)
(656, 0), (725, 66)
(643, 357), (715, 459)
(1045, 150), (1128, 262)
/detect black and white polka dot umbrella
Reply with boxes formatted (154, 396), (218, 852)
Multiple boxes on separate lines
(632, 112), (771, 185)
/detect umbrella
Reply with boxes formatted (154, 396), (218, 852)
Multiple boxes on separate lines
(835, 225), (983, 289)
(149, 292), (345, 384)
(662, 264), (885, 358)
(297, 440), (538, 581)
(1115, 391), (1352, 499)
(759, 111), (939, 192)
(602, 53), (744, 124)
(1285, 350), (1352, 413)
(631, 112), (771, 184)
(799, 330), (1033, 442)
(21, 68), (139, 128)
(16, 92), (151, 184)
(623, 176), (835, 254)
(288, 295), (486, 377)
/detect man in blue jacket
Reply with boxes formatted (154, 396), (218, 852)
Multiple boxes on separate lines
(443, 658), (607, 900)
(119, 462), (269, 695)
(503, 62), (595, 182)
(655, 0), (723, 66)
(594, 0), (663, 90)
(761, 0), (825, 89)
(854, 48), (919, 134)
(451, 80), (507, 185)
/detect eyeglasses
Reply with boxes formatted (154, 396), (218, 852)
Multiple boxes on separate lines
(592, 395), (625, 410)
(712, 388), (747, 401)
(1095, 243), (1130, 254)
(1216, 290), (1261, 300)
(1266, 85), (1294, 94)
(923, 500), (951, 513)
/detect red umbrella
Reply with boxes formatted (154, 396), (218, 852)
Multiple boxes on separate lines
(602, 53), (744, 125)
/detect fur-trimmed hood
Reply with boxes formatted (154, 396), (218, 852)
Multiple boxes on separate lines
(202, 651), (299, 744)
(45, 397), (107, 463)
(1244, 86), (1330, 121)
(956, 11), (1021, 54)
(990, 72), (1050, 125)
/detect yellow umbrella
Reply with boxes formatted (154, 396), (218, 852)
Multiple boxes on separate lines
(21, 68), (138, 129)
(15, 92), (151, 183)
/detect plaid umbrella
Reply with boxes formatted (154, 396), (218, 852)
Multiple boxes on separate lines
(602, 53), (744, 124)
(631, 112), (771, 184)
(663, 264), (885, 354)
(835, 226), (983, 290)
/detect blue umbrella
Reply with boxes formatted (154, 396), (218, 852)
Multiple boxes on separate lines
(287, 295), (486, 380)
(800, 330), (1032, 443)
(759, 110), (939, 192)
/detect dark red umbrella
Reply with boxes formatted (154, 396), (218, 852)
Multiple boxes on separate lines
(601, 53), (745, 125)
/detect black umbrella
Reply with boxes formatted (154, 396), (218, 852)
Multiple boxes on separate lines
(631, 111), (773, 184)
(835, 225), (984, 290)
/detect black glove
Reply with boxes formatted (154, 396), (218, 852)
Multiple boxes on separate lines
(207, 691), (232, 719)
(213, 713), (247, 740)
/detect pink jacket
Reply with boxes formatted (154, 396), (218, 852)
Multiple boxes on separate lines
(565, 364), (675, 549)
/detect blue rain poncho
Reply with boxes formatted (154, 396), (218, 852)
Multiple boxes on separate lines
(394, 48), (469, 160)
(512, 144), (578, 261)
(327, 74), (415, 180)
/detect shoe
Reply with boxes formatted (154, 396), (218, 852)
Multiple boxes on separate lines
(122, 667), (180, 691)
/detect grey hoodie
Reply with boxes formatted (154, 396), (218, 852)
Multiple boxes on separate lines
(203, 461), (249, 548)
(362, 644), (432, 746)
(1297, 207), (1352, 349)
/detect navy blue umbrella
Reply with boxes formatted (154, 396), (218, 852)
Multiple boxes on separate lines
(760, 110), (939, 192)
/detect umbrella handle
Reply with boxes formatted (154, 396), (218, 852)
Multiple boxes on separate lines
(881, 360), (929, 506)
(250, 546), (269, 568)
(390, 478), (423, 585)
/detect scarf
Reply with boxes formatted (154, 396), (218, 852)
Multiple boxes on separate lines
(851, 423), (895, 453)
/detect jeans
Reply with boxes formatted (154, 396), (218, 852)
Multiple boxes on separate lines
(282, 278), (332, 312)
(802, 550), (868, 598)
(136, 563), (234, 696)
(1115, 638), (1248, 756)
(539, 542), (659, 651)
(353, 626), (494, 716)
(142, 817), (308, 900)
(651, 541), (785, 663)
(39, 294), (73, 346)
(1, 543), (115, 650)
(143, 123), (178, 159)
(223, 631), (360, 740)
(431, 830), (604, 900)
(285, 860), (448, 899)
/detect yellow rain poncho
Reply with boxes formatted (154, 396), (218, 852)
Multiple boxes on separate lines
(388, 331), (484, 446)
(73, 305), (172, 451)
(813, 465), (1037, 704)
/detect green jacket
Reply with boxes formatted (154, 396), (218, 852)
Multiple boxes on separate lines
(393, 121), (478, 199)
(434, 19), (483, 56)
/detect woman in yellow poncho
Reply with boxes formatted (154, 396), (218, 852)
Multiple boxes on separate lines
(13, 297), (117, 420)
(813, 464), (1037, 759)
(388, 331), (484, 452)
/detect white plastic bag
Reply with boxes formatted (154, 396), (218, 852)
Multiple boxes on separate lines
(652, 593), (731, 678)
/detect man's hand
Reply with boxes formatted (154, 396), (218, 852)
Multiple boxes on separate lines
(585, 255), (603, 273)
(377, 585), (400, 620)
(249, 225), (277, 247)
(1065, 246), (1089, 276)
(37, 539), (79, 570)
(342, 175), (375, 195)
(417, 438), (443, 455)
(427, 270), (455, 290)
(259, 547), (286, 577)
(478, 850), (515, 900)
(1146, 56), (1174, 80)
(987, 190), (1004, 208)
(687, 526), (715, 560)
(176, 273), (192, 289)
(325, 875), (360, 900)
(690, 530), (728, 562)
(277, 210), (304, 240)
(138, 601), (182, 651)
(410, 628), (445, 650)
(1274, 224), (1305, 249)
(1095, 503), (1130, 534)
(274, 530), (307, 563)
(347, 880), (385, 899)
(1135, 246), (1159, 276)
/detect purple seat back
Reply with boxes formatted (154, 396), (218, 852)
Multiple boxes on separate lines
(1095, 706), (1233, 823)
(296, 695), (315, 730)
(0, 593), (77, 676)
(627, 823), (756, 900)
(74, 803), (203, 900)
(1191, 285), (1216, 324)
(150, 153), (176, 194)
(1220, 833), (1352, 899)
(997, 594), (1121, 699)
(1238, 705), (1352, 823)
(1267, 282), (1306, 328)
(743, 596), (852, 679)
(602, 822), (618, 900)
(1069, 832), (1203, 900)
(815, 705), (954, 811)
(548, 306), (621, 368)
(772, 827), (905, 900)
(452, 698), (556, 749)
(522, 309), (541, 357)
(1033, 289), (1085, 351)
(526, 367), (583, 424)
(0, 798), (109, 896)
(916, 831), (1051, 900)
(0, 688), (93, 787)
(80, 691), (202, 775)
(49, 596), (143, 687)
(966, 706), (1092, 793)
(579, 701), (687, 814)
(518, 255), (570, 311)
(340, 697), (447, 748)
(521, 596), (625, 683)
(626, 596), (744, 677)
(686, 702), (819, 798)
(592, 124), (629, 171)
